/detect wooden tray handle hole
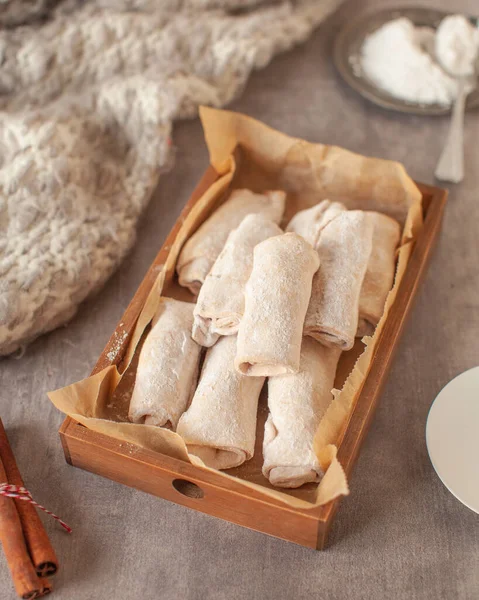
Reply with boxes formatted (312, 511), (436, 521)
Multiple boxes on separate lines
(172, 479), (204, 499)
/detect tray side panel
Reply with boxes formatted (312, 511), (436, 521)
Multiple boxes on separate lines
(61, 425), (320, 549)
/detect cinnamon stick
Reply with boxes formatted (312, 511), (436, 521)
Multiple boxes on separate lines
(38, 577), (53, 597)
(0, 457), (43, 599)
(0, 420), (58, 577)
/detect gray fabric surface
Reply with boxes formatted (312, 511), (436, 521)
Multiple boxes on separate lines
(1, 0), (478, 598)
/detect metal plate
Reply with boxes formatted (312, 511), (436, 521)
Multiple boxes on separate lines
(333, 6), (479, 116)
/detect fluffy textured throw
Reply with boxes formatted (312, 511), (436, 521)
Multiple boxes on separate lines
(0, 0), (342, 356)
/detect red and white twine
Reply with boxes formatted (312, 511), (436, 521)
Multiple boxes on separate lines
(0, 484), (72, 534)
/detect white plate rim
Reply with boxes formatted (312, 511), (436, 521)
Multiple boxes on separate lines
(426, 365), (479, 514)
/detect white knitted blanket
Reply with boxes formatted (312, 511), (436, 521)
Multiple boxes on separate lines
(0, 0), (341, 356)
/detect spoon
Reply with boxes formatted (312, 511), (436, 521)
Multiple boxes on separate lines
(434, 16), (479, 184)
(434, 76), (473, 183)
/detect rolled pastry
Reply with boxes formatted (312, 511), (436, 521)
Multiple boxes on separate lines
(177, 189), (286, 295)
(357, 212), (401, 337)
(192, 214), (283, 347)
(176, 335), (265, 469)
(304, 211), (373, 350)
(128, 298), (201, 430)
(286, 199), (346, 246)
(263, 338), (341, 488)
(235, 232), (320, 376)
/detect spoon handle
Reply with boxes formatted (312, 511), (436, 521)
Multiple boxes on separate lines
(435, 79), (466, 184)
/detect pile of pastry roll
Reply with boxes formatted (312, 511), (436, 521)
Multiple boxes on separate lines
(129, 189), (401, 488)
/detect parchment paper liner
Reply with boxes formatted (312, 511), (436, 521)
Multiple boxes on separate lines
(49, 107), (422, 511)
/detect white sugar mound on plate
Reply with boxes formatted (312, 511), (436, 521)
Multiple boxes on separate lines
(361, 17), (458, 106)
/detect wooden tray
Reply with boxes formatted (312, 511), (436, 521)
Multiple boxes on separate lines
(59, 169), (447, 549)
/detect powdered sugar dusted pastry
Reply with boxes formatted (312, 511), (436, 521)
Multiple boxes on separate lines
(263, 338), (341, 488)
(304, 211), (373, 350)
(286, 199), (346, 246)
(357, 212), (401, 337)
(235, 232), (320, 376)
(176, 335), (264, 469)
(177, 189), (286, 295)
(192, 214), (283, 347)
(128, 298), (201, 430)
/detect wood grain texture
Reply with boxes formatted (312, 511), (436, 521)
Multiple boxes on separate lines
(60, 180), (447, 550)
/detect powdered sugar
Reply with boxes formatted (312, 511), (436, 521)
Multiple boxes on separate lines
(360, 16), (473, 106)
(435, 15), (479, 77)
(106, 330), (128, 362)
